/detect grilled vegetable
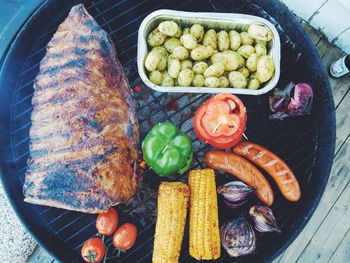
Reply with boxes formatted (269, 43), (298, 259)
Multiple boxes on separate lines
(257, 55), (275, 83)
(113, 223), (137, 251)
(248, 24), (273, 41)
(204, 151), (274, 206)
(142, 123), (193, 177)
(188, 169), (221, 260)
(193, 94), (247, 149)
(240, 31), (254, 45)
(96, 207), (118, 235)
(190, 24), (204, 41)
(217, 181), (256, 208)
(249, 204), (281, 233)
(152, 182), (190, 263)
(229, 71), (248, 89)
(81, 237), (105, 263)
(218, 30), (230, 51)
(233, 142), (301, 202)
(221, 214), (256, 257)
(158, 21), (179, 36)
(204, 77), (220, 88)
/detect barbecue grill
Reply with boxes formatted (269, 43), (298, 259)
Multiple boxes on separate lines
(0, 0), (335, 262)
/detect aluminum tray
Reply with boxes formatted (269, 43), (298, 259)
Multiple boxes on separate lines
(137, 9), (281, 95)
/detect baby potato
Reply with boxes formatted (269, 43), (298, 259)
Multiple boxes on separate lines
(158, 21), (179, 36)
(161, 72), (174, 87)
(203, 62), (225, 78)
(240, 31), (254, 45)
(229, 71), (248, 89)
(255, 39), (267, 46)
(204, 77), (220, 88)
(181, 60), (193, 70)
(173, 27), (182, 38)
(191, 45), (214, 60)
(246, 53), (259, 72)
(149, 70), (162, 85)
(147, 28), (166, 47)
(255, 43), (267, 56)
(238, 67), (250, 78)
(219, 76), (230, 88)
(248, 79), (260, 90)
(211, 50), (242, 71)
(173, 46), (189, 60)
(167, 54), (175, 68)
(257, 55), (275, 83)
(192, 74), (205, 87)
(145, 49), (161, 71)
(193, 61), (209, 74)
(168, 59), (181, 78)
(190, 24), (204, 42)
(248, 24), (273, 41)
(229, 30), (241, 51)
(178, 69), (194, 87)
(218, 30), (230, 51)
(180, 34), (197, 50)
(250, 72), (257, 80)
(153, 46), (168, 71)
(164, 38), (182, 53)
(183, 27), (190, 35)
(237, 45), (255, 58)
(203, 29), (217, 50)
(237, 53), (245, 68)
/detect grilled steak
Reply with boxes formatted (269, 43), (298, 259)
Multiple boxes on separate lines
(23, 4), (140, 213)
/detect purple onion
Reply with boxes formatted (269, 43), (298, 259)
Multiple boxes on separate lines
(217, 181), (256, 208)
(249, 204), (281, 233)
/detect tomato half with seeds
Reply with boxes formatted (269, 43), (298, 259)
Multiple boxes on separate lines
(81, 237), (105, 263)
(113, 223), (137, 251)
(96, 207), (118, 235)
(194, 93), (247, 149)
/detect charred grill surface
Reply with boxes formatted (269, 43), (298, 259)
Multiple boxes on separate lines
(23, 4), (140, 213)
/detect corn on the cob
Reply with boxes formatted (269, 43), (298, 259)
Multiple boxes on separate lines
(189, 169), (221, 260)
(152, 182), (190, 263)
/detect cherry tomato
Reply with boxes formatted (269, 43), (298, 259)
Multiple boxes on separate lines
(96, 207), (119, 235)
(113, 223), (137, 251)
(81, 237), (105, 263)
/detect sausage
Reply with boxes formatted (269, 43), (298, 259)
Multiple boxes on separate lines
(204, 151), (274, 206)
(233, 142), (301, 202)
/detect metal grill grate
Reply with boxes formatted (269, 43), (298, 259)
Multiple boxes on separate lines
(6, 0), (322, 262)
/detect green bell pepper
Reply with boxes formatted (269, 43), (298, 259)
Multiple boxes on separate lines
(142, 123), (193, 177)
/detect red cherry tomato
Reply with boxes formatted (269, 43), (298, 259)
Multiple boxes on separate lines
(81, 237), (105, 263)
(113, 223), (137, 251)
(96, 207), (119, 235)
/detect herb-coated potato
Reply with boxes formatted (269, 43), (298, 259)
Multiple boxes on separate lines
(237, 53), (245, 68)
(147, 28), (166, 47)
(193, 61), (209, 74)
(203, 62), (225, 78)
(161, 72), (174, 87)
(180, 34), (197, 50)
(255, 43), (267, 56)
(192, 74), (205, 87)
(203, 29), (217, 50)
(248, 79), (260, 90)
(204, 77), (220, 88)
(183, 27), (190, 35)
(257, 55), (275, 83)
(158, 21), (179, 36)
(167, 54), (175, 68)
(229, 71), (248, 89)
(255, 39), (267, 46)
(174, 27), (182, 38)
(178, 69), (194, 86)
(164, 38), (182, 53)
(250, 72), (257, 80)
(218, 30), (230, 51)
(145, 48), (163, 71)
(219, 76), (230, 88)
(240, 31), (254, 45)
(149, 70), (162, 85)
(168, 59), (181, 78)
(190, 45), (214, 60)
(238, 67), (250, 78)
(237, 45), (255, 58)
(246, 53), (259, 72)
(190, 24), (204, 42)
(229, 30), (241, 51)
(180, 60), (193, 70)
(248, 24), (273, 41)
(173, 46), (189, 60)
(211, 50), (242, 71)
(153, 46), (168, 71)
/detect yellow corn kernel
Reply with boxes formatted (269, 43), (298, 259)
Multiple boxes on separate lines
(152, 182), (190, 263)
(189, 169), (220, 260)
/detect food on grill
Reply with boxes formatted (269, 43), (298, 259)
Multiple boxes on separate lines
(23, 4), (140, 213)
(152, 182), (189, 263)
(142, 123), (193, 177)
(188, 169), (221, 260)
(144, 20), (275, 89)
(96, 208), (119, 236)
(193, 94), (247, 149)
(204, 151), (274, 206)
(249, 204), (281, 233)
(112, 223), (137, 252)
(233, 142), (301, 202)
(217, 181), (256, 208)
(220, 214), (256, 257)
(81, 237), (106, 263)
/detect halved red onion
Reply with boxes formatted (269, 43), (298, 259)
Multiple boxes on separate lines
(249, 204), (281, 233)
(217, 181), (256, 208)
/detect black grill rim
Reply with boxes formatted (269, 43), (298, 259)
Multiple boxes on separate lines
(0, 0), (335, 262)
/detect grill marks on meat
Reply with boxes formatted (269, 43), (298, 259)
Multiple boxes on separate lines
(23, 4), (140, 213)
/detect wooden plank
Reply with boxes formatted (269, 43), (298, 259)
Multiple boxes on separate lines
(27, 245), (55, 263)
(334, 89), (350, 153)
(326, 228), (350, 263)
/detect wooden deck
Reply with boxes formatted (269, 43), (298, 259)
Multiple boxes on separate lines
(28, 22), (350, 263)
